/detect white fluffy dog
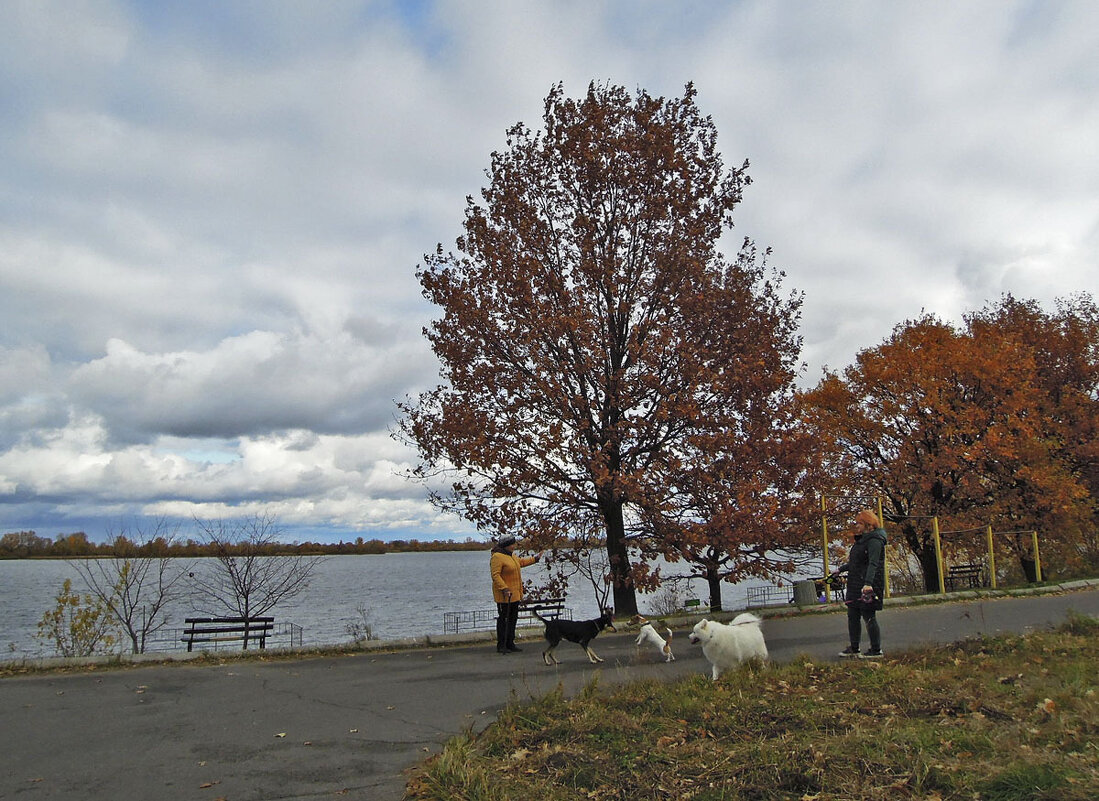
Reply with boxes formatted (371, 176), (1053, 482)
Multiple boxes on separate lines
(630, 615), (675, 662)
(689, 614), (768, 680)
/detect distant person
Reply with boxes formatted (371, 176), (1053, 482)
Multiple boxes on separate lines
(489, 536), (542, 655)
(835, 509), (887, 659)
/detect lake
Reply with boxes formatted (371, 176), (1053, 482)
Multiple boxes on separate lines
(0, 552), (787, 658)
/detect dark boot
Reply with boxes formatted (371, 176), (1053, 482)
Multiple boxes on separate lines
(496, 617), (509, 654)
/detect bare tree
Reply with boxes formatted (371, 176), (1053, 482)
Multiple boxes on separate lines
(189, 512), (322, 626)
(70, 518), (192, 654)
(541, 521), (618, 614)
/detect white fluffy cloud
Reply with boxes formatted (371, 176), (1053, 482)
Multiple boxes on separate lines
(1, 0), (1097, 541)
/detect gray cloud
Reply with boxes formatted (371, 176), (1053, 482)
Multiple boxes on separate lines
(1, 0), (1097, 541)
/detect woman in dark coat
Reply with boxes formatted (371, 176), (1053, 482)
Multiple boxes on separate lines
(836, 509), (887, 659)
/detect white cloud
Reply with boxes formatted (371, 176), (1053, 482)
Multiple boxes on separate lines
(1, 0), (1097, 541)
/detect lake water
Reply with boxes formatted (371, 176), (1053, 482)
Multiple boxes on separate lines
(0, 552), (786, 658)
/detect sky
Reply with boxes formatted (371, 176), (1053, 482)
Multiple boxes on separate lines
(1, 1), (1097, 544)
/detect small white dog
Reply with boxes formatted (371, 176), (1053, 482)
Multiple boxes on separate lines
(629, 615), (674, 662)
(689, 613), (768, 680)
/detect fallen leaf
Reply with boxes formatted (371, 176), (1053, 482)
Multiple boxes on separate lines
(274, 732), (287, 738)
(349, 728), (359, 733)
(199, 780), (221, 788)
(1037, 698), (1056, 715)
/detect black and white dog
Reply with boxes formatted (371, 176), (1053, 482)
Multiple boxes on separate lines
(536, 610), (616, 665)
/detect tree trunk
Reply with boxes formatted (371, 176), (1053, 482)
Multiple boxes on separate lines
(918, 545), (941, 593)
(902, 524), (942, 593)
(707, 569), (723, 612)
(601, 499), (638, 616)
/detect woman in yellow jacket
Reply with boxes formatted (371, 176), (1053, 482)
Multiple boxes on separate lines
(490, 536), (542, 654)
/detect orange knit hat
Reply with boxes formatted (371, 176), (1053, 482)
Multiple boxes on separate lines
(855, 509), (879, 527)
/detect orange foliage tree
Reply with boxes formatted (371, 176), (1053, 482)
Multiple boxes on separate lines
(966, 294), (1099, 572)
(639, 400), (829, 611)
(802, 295), (1098, 591)
(398, 82), (803, 615)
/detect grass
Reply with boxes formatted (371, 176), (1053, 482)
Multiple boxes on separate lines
(406, 613), (1099, 800)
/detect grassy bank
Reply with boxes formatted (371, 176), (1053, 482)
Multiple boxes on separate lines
(407, 614), (1099, 800)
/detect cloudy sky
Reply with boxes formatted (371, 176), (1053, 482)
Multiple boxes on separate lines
(2, 1), (1096, 544)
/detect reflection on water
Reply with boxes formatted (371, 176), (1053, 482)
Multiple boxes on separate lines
(0, 552), (785, 657)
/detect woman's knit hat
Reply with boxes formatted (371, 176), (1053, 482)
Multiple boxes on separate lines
(497, 535), (517, 549)
(855, 509), (879, 527)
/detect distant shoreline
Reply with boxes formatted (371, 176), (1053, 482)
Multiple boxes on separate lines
(0, 538), (491, 560)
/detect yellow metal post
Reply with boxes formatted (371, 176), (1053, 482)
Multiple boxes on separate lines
(986, 524), (996, 589)
(821, 496), (830, 579)
(876, 495), (890, 597)
(933, 517), (945, 594)
(1031, 531), (1042, 582)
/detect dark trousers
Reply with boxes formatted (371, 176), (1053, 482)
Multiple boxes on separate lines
(847, 604), (881, 652)
(496, 601), (519, 651)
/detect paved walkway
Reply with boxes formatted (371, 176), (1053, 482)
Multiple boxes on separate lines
(2, 583), (1097, 800)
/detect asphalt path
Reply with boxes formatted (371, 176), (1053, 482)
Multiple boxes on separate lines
(2, 585), (1097, 800)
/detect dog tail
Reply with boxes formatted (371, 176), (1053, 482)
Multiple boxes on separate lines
(664, 625), (673, 641)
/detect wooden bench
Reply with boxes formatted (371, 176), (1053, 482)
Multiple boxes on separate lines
(946, 564), (986, 591)
(518, 597), (571, 623)
(181, 617), (275, 652)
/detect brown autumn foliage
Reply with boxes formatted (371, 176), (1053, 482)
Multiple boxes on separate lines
(397, 82), (804, 615)
(638, 387), (829, 611)
(802, 294), (1099, 591)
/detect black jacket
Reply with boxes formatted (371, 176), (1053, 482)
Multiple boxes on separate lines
(839, 528), (887, 611)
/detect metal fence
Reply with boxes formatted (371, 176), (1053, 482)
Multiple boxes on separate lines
(443, 606), (573, 635)
(745, 579), (846, 610)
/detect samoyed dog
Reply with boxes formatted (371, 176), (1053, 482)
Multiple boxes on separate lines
(689, 614), (768, 680)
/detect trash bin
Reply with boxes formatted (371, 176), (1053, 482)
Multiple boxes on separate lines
(793, 579), (819, 606)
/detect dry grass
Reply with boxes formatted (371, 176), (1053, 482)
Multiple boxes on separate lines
(407, 613), (1099, 800)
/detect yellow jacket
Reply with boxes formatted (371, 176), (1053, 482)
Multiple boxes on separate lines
(490, 550), (537, 603)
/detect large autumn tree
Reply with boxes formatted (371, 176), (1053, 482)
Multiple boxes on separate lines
(802, 295), (1098, 590)
(398, 82), (803, 615)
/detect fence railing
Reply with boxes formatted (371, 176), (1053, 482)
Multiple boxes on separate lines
(443, 605), (573, 635)
(745, 585), (795, 609)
